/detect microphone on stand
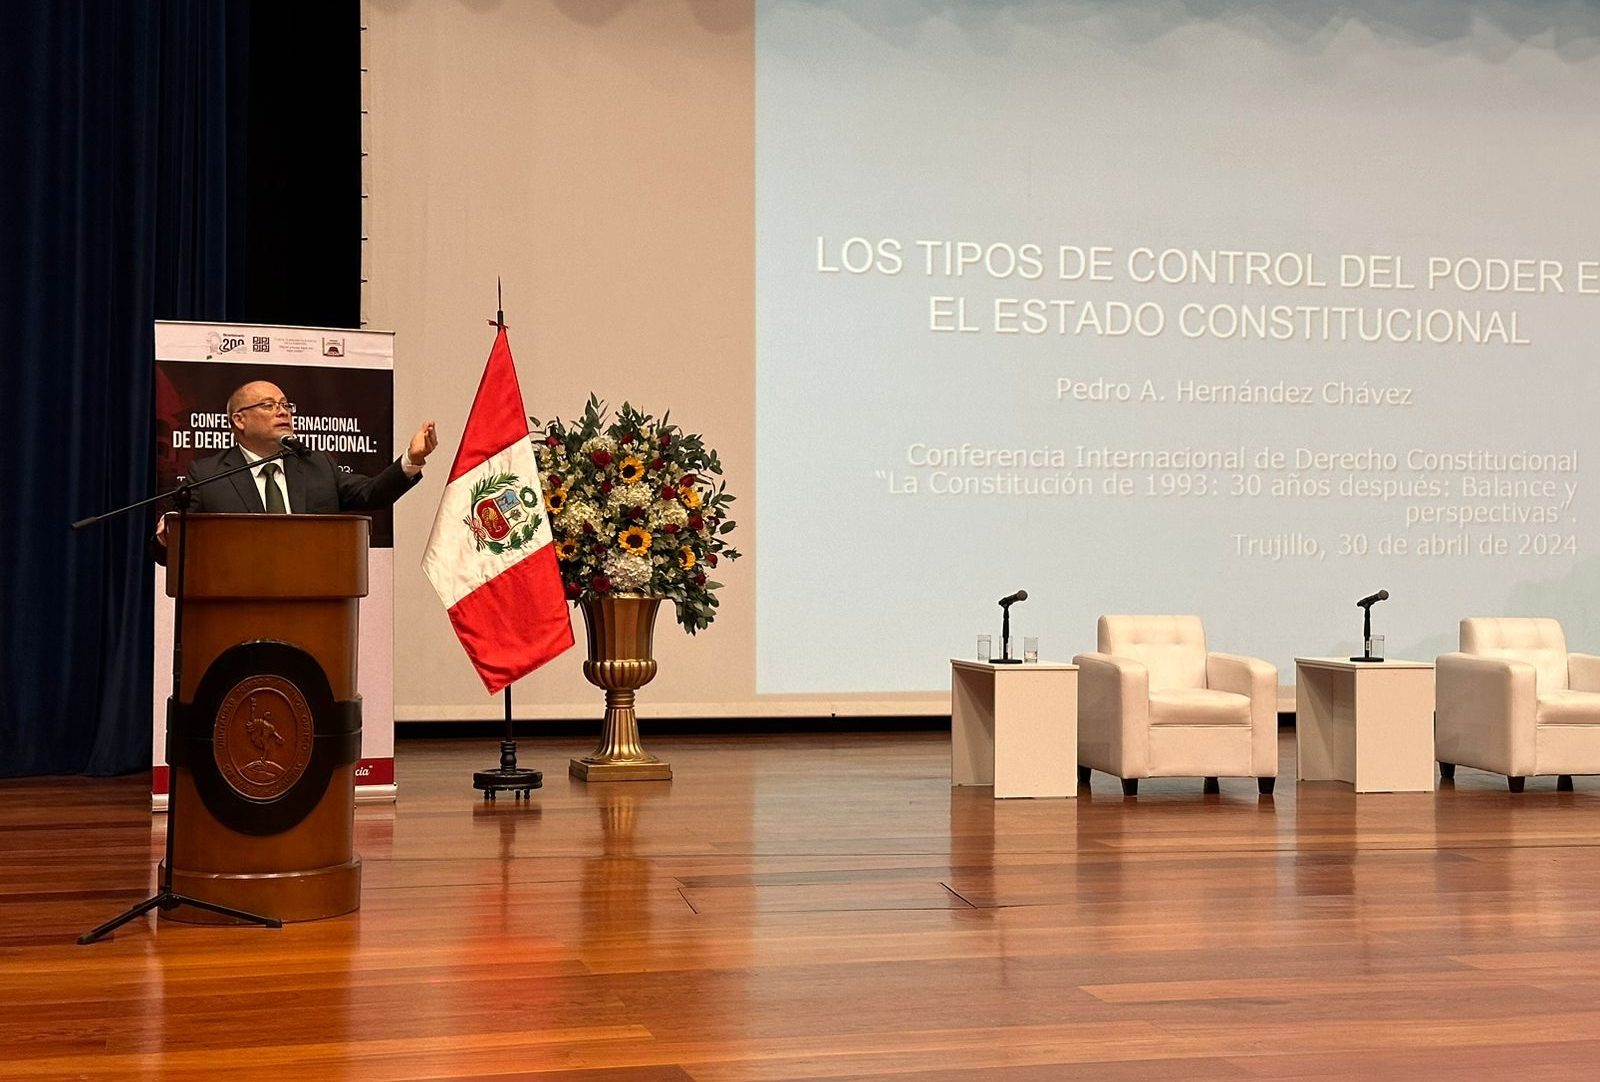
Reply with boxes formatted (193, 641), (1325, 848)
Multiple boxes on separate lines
(279, 435), (312, 458)
(994, 590), (1028, 663)
(1350, 588), (1389, 662)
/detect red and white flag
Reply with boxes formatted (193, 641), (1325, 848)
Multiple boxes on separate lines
(422, 327), (573, 692)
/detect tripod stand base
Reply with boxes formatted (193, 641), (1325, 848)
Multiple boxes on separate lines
(159, 858), (361, 924)
(78, 889), (281, 944)
(473, 767), (543, 801)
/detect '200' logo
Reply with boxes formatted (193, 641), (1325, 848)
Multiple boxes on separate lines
(207, 332), (246, 355)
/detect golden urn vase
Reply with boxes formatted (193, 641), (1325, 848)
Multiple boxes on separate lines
(570, 594), (672, 781)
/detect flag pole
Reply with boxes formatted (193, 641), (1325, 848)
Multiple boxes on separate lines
(472, 684), (541, 801)
(471, 281), (543, 802)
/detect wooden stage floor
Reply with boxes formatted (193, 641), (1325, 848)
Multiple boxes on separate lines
(5, 730), (1600, 1081)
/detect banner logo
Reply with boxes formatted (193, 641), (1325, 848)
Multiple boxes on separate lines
(206, 332), (246, 357)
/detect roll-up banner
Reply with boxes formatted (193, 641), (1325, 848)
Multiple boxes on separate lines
(151, 321), (398, 808)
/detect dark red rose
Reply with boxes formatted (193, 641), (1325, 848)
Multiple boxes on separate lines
(658, 432), (673, 447)
(660, 484), (678, 500)
(680, 474), (696, 486)
(591, 543), (606, 555)
(547, 473), (562, 488)
(687, 514), (704, 531)
(651, 458), (667, 471)
(592, 575), (612, 593)
(582, 522), (596, 534)
(564, 581), (581, 599)
(707, 553), (718, 567)
(600, 480), (613, 495)
(664, 523), (679, 534)
(693, 572), (707, 586)
(631, 507), (646, 521)
(620, 432), (635, 444)
(590, 450), (613, 467)
(544, 434), (560, 447)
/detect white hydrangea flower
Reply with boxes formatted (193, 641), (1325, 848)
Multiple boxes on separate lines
(646, 500), (689, 531)
(605, 482), (653, 511)
(558, 498), (603, 536)
(580, 435), (620, 458)
(602, 550), (653, 591)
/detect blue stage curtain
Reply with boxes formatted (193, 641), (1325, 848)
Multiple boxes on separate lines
(0, 2), (357, 776)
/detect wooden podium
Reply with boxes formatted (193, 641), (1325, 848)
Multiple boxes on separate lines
(163, 514), (369, 923)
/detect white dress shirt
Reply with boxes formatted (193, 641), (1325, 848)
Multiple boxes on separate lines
(239, 446), (294, 513)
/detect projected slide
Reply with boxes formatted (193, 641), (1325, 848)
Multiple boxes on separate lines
(755, 1), (1600, 693)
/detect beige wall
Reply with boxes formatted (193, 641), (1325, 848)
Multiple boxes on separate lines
(363, 0), (944, 720)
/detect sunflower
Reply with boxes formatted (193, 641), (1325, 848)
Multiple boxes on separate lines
(617, 455), (646, 483)
(618, 525), (652, 553)
(679, 546), (696, 570)
(545, 485), (569, 514)
(680, 487), (703, 509)
(556, 538), (580, 561)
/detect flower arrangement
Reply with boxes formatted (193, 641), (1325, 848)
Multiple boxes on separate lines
(530, 396), (740, 632)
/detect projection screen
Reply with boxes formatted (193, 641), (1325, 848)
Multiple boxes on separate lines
(366, 1), (1600, 721)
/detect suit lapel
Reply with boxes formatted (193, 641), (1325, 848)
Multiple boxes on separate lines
(283, 454), (306, 514)
(223, 446), (267, 513)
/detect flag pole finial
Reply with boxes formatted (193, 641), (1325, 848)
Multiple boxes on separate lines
(490, 277), (507, 329)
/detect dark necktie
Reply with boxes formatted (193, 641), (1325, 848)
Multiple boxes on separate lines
(260, 462), (287, 514)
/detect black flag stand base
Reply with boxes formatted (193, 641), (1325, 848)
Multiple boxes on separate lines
(473, 687), (543, 801)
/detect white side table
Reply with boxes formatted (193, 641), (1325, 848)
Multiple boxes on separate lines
(950, 659), (1078, 798)
(1294, 657), (1436, 792)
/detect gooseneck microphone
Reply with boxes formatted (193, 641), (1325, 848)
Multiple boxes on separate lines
(1350, 588), (1390, 662)
(994, 589), (1028, 663)
(279, 435), (312, 458)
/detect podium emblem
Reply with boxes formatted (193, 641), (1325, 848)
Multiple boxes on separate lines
(214, 676), (315, 800)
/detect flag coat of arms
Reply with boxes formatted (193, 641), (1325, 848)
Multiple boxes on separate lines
(422, 327), (573, 691)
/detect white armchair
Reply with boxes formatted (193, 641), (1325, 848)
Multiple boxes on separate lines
(1074, 615), (1278, 795)
(1436, 617), (1600, 791)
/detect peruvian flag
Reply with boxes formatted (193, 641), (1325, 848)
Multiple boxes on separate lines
(422, 327), (573, 692)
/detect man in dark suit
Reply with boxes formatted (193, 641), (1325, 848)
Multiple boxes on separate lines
(154, 380), (438, 552)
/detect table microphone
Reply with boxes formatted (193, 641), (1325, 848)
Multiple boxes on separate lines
(995, 590), (1027, 662)
(1350, 588), (1389, 662)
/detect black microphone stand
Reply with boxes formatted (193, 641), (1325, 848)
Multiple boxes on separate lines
(994, 600), (1023, 664)
(1350, 601), (1383, 663)
(72, 449), (301, 944)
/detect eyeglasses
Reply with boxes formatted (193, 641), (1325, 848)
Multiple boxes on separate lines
(236, 399), (296, 416)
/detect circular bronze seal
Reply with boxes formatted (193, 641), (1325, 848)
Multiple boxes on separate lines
(213, 676), (314, 801)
